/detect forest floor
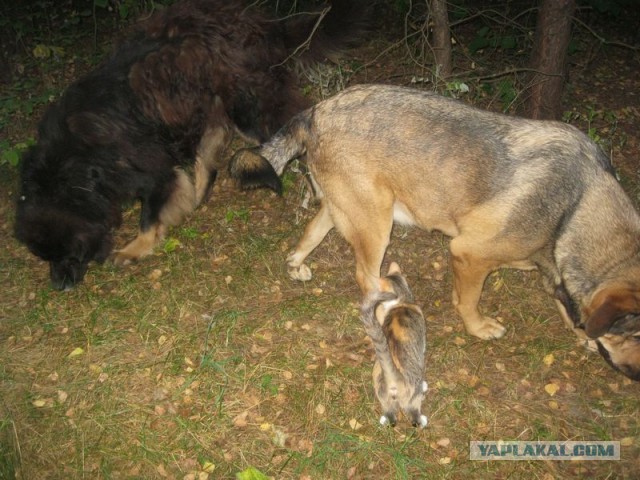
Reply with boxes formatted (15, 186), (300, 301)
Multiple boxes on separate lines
(1, 4), (639, 479)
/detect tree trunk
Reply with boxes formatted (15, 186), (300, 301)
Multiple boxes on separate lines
(429, 0), (452, 79)
(526, 0), (576, 120)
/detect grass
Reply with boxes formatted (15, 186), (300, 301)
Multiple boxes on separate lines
(1, 11), (640, 480)
(2, 169), (639, 479)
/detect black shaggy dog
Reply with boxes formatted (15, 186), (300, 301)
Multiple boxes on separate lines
(15, 0), (365, 290)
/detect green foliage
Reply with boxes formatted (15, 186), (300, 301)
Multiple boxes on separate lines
(259, 374), (279, 395)
(562, 106), (625, 152)
(0, 419), (17, 480)
(162, 237), (182, 253)
(477, 78), (518, 113)
(0, 139), (34, 168)
(0, 82), (57, 128)
(92, 0), (177, 21)
(580, 0), (636, 17)
(444, 80), (469, 98)
(448, 1), (471, 21)
(469, 26), (519, 54)
(496, 78), (517, 112)
(179, 226), (200, 240)
(236, 467), (270, 480)
(390, 0), (412, 15)
(225, 207), (250, 223)
(281, 170), (298, 194)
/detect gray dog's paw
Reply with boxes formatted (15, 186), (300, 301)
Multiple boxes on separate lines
(288, 263), (313, 282)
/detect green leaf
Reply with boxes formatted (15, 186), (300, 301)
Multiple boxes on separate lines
(119, 3), (130, 19)
(477, 26), (490, 38)
(468, 36), (489, 54)
(33, 44), (51, 58)
(1, 150), (19, 167)
(500, 36), (517, 50)
(225, 208), (249, 223)
(180, 227), (199, 240)
(163, 237), (181, 253)
(236, 467), (270, 480)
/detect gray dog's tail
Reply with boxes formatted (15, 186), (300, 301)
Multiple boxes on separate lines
(229, 112), (311, 194)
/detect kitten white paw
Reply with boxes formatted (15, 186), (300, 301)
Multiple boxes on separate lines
(379, 415), (389, 426)
(421, 381), (428, 393)
(418, 415), (428, 428)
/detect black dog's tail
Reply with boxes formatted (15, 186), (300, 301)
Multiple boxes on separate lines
(229, 111), (312, 195)
(281, 1), (370, 65)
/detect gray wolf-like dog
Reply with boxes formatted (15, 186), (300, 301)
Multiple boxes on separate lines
(231, 84), (640, 381)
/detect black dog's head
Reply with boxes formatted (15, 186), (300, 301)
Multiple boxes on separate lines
(15, 201), (113, 290)
(15, 140), (118, 290)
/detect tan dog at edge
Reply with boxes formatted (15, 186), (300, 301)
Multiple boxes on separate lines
(230, 84), (640, 381)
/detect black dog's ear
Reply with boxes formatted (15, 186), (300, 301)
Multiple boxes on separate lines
(86, 165), (105, 189)
(93, 229), (113, 263)
(70, 232), (89, 261)
(78, 223), (112, 264)
(67, 112), (121, 145)
(87, 166), (103, 179)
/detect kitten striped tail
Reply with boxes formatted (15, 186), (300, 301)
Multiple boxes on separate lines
(360, 290), (400, 394)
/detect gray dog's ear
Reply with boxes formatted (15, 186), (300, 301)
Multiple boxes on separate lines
(584, 288), (640, 338)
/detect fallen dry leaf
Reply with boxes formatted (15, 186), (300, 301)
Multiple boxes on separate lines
(148, 269), (162, 281)
(259, 423), (271, 432)
(349, 418), (363, 430)
(477, 386), (490, 396)
(67, 347), (84, 358)
(437, 437), (451, 448)
(544, 383), (560, 396)
(620, 437), (634, 446)
(233, 411), (249, 428)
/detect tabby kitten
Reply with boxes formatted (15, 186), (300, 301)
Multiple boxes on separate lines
(360, 262), (428, 428)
